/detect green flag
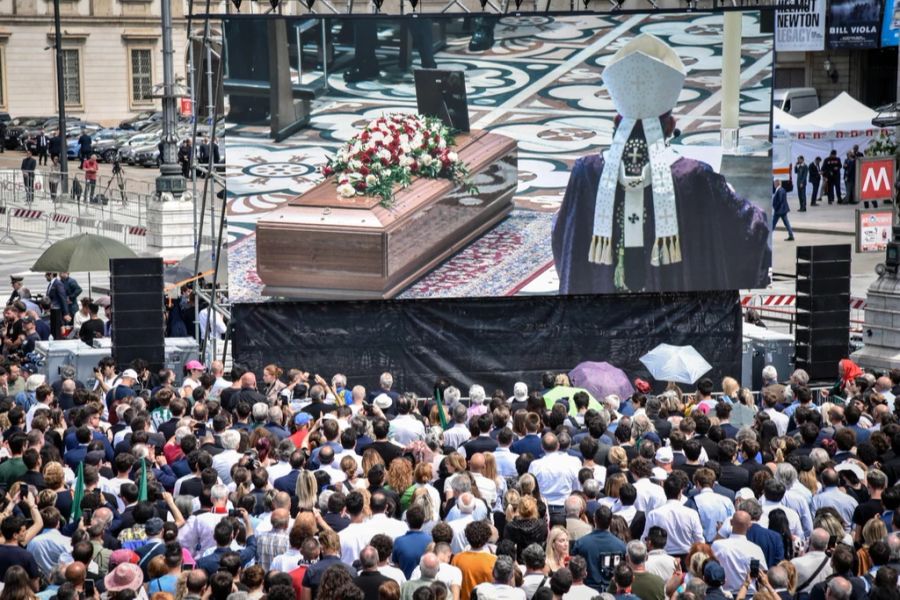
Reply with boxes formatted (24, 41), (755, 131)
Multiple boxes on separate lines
(138, 458), (148, 502)
(70, 462), (84, 524)
(435, 387), (448, 430)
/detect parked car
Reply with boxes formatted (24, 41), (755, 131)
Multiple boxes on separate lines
(132, 142), (161, 168)
(773, 87), (819, 117)
(119, 130), (162, 165)
(119, 110), (163, 131)
(20, 117), (88, 152)
(66, 128), (128, 162)
(4, 116), (54, 150)
(0, 113), (11, 124)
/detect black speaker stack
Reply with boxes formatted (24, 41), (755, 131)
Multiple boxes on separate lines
(794, 244), (851, 380)
(110, 257), (166, 373)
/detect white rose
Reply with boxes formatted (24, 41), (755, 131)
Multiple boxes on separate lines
(377, 148), (391, 162)
(348, 160), (362, 170)
(447, 151), (459, 162)
(365, 174), (378, 186)
(383, 135), (394, 147)
(337, 183), (356, 197)
(370, 131), (384, 143)
(399, 155), (413, 167)
(400, 143), (411, 154)
(421, 154), (434, 167)
(399, 134), (410, 146)
(437, 138), (446, 149)
(412, 134), (424, 148)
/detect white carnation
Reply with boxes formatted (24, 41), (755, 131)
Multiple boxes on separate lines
(336, 183), (356, 197)
(437, 138), (446, 149)
(365, 174), (378, 186)
(447, 151), (459, 162)
(421, 154), (434, 167)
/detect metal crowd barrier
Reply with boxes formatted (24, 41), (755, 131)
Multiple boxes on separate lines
(0, 170), (152, 251)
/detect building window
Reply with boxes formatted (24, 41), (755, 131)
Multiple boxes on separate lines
(130, 48), (153, 104)
(62, 48), (81, 106)
(774, 67), (806, 90)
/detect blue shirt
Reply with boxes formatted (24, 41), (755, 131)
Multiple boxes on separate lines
(811, 487), (858, 529)
(392, 530), (432, 578)
(692, 488), (735, 543)
(572, 530), (626, 591)
(493, 447), (519, 478)
(147, 575), (178, 594)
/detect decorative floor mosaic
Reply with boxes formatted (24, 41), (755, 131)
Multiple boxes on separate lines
(225, 11), (773, 303)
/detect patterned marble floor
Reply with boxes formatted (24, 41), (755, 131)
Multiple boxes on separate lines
(225, 11), (773, 302)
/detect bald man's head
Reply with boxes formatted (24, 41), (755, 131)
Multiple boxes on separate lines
(469, 453), (485, 473)
(240, 372), (257, 388)
(731, 510), (751, 535)
(420, 552), (440, 578)
(809, 528), (831, 552)
(271, 508), (290, 530)
(542, 433), (560, 453)
(65, 562), (86, 586)
(272, 491), (292, 510)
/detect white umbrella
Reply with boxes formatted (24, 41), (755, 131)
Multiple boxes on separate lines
(639, 343), (712, 384)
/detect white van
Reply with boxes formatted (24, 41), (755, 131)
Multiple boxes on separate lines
(773, 88), (820, 117)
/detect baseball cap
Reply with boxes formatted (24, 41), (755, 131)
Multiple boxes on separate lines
(145, 518), (164, 536)
(121, 368), (138, 380)
(20, 316), (34, 325)
(703, 561), (726, 586)
(185, 360), (205, 371)
(294, 412), (312, 426)
(651, 467), (669, 481)
(109, 549), (140, 570)
(655, 446), (673, 465)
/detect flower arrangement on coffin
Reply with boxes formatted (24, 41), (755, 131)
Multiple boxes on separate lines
(322, 113), (476, 208)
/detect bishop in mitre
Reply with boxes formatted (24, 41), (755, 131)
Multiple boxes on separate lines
(552, 34), (771, 294)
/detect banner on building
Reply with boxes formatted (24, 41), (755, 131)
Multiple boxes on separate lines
(827, 0), (882, 49)
(775, 0), (826, 51)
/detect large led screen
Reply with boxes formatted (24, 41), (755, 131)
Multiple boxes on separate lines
(224, 11), (774, 302)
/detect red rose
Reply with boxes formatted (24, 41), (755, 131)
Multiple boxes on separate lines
(360, 166), (370, 175)
(322, 166), (333, 176)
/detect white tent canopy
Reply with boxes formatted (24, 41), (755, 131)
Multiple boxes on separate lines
(798, 92), (879, 132)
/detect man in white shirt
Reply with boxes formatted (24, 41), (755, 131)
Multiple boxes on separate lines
(563, 556), (598, 600)
(472, 555), (526, 600)
(643, 527), (677, 583)
(711, 510), (767, 594)
(762, 386), (789, 437)
(632, 458), (667, 514)
(178, 484), (232, 556)
(792, 528), (833, 598)
(410, 542), (462, 600)
(528, 433), (581, 515)
(759, 479), (805, 542)
(442, 402), (471, 450)
(389, 395), (426, 446)
(339, 490), (372, 565)
(26, 385), (54, 431)
(211, 430), (243, 484)
(642, 476), (703, 556)
(774, 462), (813, 539)
(521, 544), (549, 600)
(368, 491), (408, 540)
(449, 493), (477, 554)
(315, 446), (347, 485)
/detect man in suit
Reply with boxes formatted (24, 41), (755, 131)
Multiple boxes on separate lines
(717, 440), (750, 493)
(7, 276), (23, 306)
(49, 130), (64, 164)
(60, 273), (82, 320)
(772, 180), (795, 241)
(274, 450), (306, 493)
(794, 156), (808, 212)
(21, 149), (37, 203)
(35, 129), (49, 166)
(44, 272), (67, 340)
(823, 150), (843, 204)
(809, 157), (821, 206)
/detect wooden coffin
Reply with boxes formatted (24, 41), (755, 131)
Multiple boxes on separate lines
(256, 130), (518, 299)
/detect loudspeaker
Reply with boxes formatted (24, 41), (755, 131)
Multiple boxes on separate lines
(110, 257), (165, 372)
(794, 244), (850, 380)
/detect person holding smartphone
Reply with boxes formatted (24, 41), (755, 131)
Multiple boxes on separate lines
(710, 511), (768, 595)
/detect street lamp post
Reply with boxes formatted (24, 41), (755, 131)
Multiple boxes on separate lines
(53, 0), (68, 194)
(155, 0), (186, 199)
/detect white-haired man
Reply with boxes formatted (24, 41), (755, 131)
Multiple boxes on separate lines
(212, 430), (242, 484)
(368, 372), (400, 416)
(178, 484), (232, 555)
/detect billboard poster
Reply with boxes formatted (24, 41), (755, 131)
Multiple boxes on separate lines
(775, 0), (826, 51)
(882, 0), (899, 46)
(828, 0), (882, 49)
(856, 209), (894, 253)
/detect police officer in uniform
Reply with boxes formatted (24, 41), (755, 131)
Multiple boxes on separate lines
(7, 276), (23, 306)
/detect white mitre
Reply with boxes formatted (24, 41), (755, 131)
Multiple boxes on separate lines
(589, 34), (687, 270)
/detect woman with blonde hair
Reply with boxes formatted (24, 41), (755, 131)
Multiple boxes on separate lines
(482, 453), (507, 512)
(554, 373), (571, 387)
(361, 448), (385, 477)
(503, 489), (522, 523)
(42, 462), (72, 521)
(295, 470), (318, 512)
(441, 453), (468, 497)
(814, 510), (852, 546)
(412, 462), (440, 515)
(857, 516), (889, 575)
(599, 472), (628, 508)
(606, 448), (629, 475)
(408, 488), (438, 533)
(731, 387), (758, 428)
(340, 455), (366, 492)
(545, 526), (570, 572)
(386, 458), (416, 512)
(721, 377), (740, 402)
(262, 364), (286, 403)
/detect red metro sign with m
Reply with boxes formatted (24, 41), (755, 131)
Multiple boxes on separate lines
(857, 157), (896, 202)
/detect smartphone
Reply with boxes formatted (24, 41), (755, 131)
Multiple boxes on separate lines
(228, 509), (240, 518)
(183, 564), (194, 571)
(82, 509), (93, 524)
(83, 579), (95, 597)
(749, 559), (760, 579)
(828, 535), (837, 549)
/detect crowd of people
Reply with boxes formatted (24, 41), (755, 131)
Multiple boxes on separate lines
(790, 146), (882, 212)
(0, 354), (897, 600)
